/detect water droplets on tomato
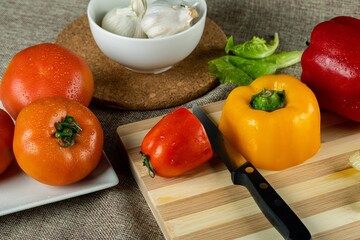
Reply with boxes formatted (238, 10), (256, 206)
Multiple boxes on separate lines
(66, 86), (80, 99)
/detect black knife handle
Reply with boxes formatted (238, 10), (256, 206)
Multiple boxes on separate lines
(231, 162), (312, 240)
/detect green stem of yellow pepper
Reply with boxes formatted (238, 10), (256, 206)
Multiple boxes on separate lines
(250, 88), (286, 112)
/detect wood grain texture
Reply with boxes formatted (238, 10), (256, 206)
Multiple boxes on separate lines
(117, 100), (360, 240)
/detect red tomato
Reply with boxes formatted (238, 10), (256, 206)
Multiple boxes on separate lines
(13, 97), (103, 186)
(141, 107), (213, 178)
(0, 43), (94, 119)
(0, 109), (15, 175)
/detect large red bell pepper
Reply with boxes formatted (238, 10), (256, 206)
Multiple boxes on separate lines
(301, 16), (360, 122)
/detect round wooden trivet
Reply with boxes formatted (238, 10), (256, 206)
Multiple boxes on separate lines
(55, 15), (227, 110)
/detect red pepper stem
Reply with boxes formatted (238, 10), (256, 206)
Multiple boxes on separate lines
(141, 152), (156, 178)
(250, 88), (286, 112)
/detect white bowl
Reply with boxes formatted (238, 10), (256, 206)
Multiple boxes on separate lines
(87, 0), (207, 74)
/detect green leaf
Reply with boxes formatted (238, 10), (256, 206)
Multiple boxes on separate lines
(224, 36), (234, 54)
(208, 57), (253, 86)
(226, 55), (278, 79)
(262, 50), (304, 69)
(209, 33), (304, 86)
(225, 33), (279, 59)
(208, 51), (304, 86)
(239, 50), (303, 79)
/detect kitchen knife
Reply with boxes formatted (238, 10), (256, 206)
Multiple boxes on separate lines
(192, 104), (312, 240)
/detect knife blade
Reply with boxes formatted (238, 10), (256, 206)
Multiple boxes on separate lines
(192, 104), (312, 240)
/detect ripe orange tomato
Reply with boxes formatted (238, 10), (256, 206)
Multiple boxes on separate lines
(0, 109), (15, 175)
(13, 97), (104, 186)
(0, 43), (94, 119)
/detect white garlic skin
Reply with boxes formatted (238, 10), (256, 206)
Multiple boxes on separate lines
(101, 0), (147, 38)
(141, 2), (199, 39)
(132, 0), (147, 17)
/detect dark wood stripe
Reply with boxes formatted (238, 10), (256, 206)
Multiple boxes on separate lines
(164, 185), (360, 239)
(158, 182), (359, 222)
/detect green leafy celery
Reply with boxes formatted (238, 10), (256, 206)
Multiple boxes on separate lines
(208, 57), (253, 86)
(209, 51), (303, 86)
(225, 33), (279, 59)
(209, 33), (304, 86)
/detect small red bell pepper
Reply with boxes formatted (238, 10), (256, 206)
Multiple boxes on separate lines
(301, 16), (360, 122)
(141, 107), (213, 178)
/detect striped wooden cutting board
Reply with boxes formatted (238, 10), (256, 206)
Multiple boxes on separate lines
(116, 100), (360, 240)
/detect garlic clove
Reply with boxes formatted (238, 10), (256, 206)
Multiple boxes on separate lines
(141, 1), (199, 39)
(101, 0), (147, 38)
(102, 8), (137, 37)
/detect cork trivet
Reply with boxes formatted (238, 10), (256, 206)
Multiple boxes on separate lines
(55, 15), (227, 110)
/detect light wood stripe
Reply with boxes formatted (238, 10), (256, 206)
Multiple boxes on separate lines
(117, 101), (360, 239)
(157, 171), (359, 222)
(158, 170), (359, 237)
(166, 198), (360, 240)
(307, 201), (360, 239)
(313, 221), (360, 240)
(234, 201), (360, 240)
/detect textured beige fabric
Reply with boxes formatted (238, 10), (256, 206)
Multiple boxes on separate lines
(0, 0), (359, 239)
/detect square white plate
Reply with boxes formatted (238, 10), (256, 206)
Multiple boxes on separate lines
(0, 101), (119, 216)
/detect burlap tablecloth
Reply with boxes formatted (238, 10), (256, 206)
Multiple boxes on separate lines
(0, 0), (359, 239)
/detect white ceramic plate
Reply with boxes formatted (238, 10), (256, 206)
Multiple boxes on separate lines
(0, 101), (119, 216)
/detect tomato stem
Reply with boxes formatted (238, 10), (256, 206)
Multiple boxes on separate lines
(140, 151), (156, 178)
(55, 116), (82, 147)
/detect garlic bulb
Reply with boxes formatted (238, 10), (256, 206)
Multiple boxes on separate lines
(101, 0), (147, 38)
(141, 1), (199, 38)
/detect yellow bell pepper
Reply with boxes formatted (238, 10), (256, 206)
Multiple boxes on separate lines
(218, 74), (321, 170)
